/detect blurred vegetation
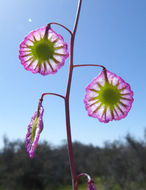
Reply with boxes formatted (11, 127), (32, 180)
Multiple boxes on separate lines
(0, 130), (146, 190)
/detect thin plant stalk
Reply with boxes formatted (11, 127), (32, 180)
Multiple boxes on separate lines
(64, 0), (82, 190)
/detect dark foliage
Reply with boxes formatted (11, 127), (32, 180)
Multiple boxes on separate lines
(0, 133), (146, 190)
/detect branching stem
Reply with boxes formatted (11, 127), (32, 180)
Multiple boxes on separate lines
(73, 64), (106, 70)
(64, 1), (82, 190)
(45, 2), (102, 190)
(40, 93), (65, 102)
(48, 22), (72, 35)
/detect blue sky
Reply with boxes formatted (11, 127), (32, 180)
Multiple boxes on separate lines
(0, 0), (146, 148)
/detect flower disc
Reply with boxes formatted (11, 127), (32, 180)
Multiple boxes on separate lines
(84, 70), (134, 123)
(19, 26), (69, 75)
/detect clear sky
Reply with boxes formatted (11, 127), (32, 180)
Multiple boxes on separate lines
(0, 0), (146, 148)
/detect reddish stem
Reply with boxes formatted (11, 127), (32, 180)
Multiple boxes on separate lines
(64, 1), (82, 190)
(74, 64), (108, 82)
(40, 92), (65, 101)
(48, 22), (72, 35)
(76, 173), (91, 181)
(73, 64), (106, 70)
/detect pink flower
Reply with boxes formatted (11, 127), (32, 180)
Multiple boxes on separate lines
(84, 69), (134, 123)
(76, 173), (97, 190)
(26, 102), (44, 158)
(19, 25), (69, 75)
(88, 180), (96, 190)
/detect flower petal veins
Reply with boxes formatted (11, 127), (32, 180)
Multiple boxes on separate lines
(84, 70), (134, 123)
(19, 25), (69, 75)
(26, 102), (44, 158)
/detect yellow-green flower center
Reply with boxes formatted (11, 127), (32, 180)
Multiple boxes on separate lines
(97, 83), (121, 108)
(31, 117), (38, 141)
(30, 39), (55, 61)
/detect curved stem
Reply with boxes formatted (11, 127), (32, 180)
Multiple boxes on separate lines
(73, 64), (106, 70)
(64, 1), (82, 190)
(40, 92), (65, 102)
(74, 64), (109, 82)
(76, 173), (91, 181)
(48, 22), (72, 35)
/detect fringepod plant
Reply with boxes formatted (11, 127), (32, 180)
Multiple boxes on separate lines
(19, 0), (134, 190)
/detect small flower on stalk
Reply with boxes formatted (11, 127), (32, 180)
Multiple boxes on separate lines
(84, 69), (134, 123)
(88, 180), (96, 190)
(19, 25), (69, 75)
(76, 173), (96, 190)
(26, 101), (44, 158)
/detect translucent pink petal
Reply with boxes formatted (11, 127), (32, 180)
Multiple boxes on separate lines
(88, 180), (96, 190)
(84, 70), (134, 123)
(24, 60), (39, 73)
(19, 25), (69, 75)
(26, 102), (44, 158)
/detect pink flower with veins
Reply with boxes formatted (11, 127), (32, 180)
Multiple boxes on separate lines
(19, 25), (69, 75)
(84, 69), (134, 123)
(26, 101), (44, 158)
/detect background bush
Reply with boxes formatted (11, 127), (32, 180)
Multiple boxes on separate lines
(0, 131), (146, 190)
